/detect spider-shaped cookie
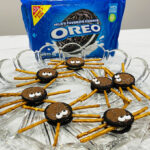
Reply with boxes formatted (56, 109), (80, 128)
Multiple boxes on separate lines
(48, 57), (104, 71)
(71, 69), (132, 108)
(16, 94), (101, 146)
(0, 85), (70, 115)
(14, 61), (77, 87)
(106, 63), (150, 102)
(77, 107), (150, 143)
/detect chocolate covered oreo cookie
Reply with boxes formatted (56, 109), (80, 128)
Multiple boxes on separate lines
(66, 57), (85, 70)
(91, 77), (113, 93)
(103, 108), (134, 133)
(21, 87), (47, 106)
(57, 9), (100, 54)
(45, 102), (73, 126)
(112, 73), (135, 90)
(36, 68), (58, 83)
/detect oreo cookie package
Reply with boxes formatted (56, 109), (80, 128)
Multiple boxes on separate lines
(21, 0), (126, 59)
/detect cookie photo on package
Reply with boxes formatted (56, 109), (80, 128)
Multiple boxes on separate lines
(21, 0), (126, 59)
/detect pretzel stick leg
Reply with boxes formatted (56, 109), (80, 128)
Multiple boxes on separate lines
(48, 89), (70, 96)
(81, 89), (98, 102)
(122, 63), (125, 73)
(0, 99), (23, 109)
(15, 68), (36, 74)
(132, 107), (149, 116)
(14, 76), (37, 80)
(0, 102), (27, 115)
(16, 80), (40, 87)
(18, 119), (48, 133)
(0, 93), (21, 97)
(82, 66), (103, 70)
(102, 67), (114, 77)
(77, 123), (107, 139)
(48, 63), (57, 65)
(132, 85), (150, 100)
(72, 104), (100, 111)
(69, 94), (87, 106)
(111, 88), (132, 103)
(85, 63), (104, 66)
(72, 118), (103, 123)
(53, 122), (61, 147)
(90, 70), (99, 78)
(58, 70), (74, 74)
(134, 112), (150, 120)
(80, 126), (116, 143)
(50, 60), (61, 62)
(43, 78), (56, 89)
(43, 100), (57, 103)
(53, 61), (65, 69)
(74, 74), (91, 82)
(22, 105), (44, 112)
(127, 87), (141, 101)
(85, 58), (102, 62)
(104, 90), (111, 108)
(72, 114), (101, 118)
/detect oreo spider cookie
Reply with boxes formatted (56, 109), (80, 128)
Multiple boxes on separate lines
(36, 68), (58, 83)
(91, 77), (113, 93)
(112, 73), (135, 90)
(21, 87), (47, 106)
(57, 9), (100, 54)
(44, 102), (73, 126)
(103, 108), (134, 133)
(66, 57), (85, 70)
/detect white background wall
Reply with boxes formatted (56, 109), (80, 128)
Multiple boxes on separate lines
(0, 0), (150, 35)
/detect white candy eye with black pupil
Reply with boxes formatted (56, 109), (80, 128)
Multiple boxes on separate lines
(95, 81), (100, 85)
(76, 61), (80, 64)
(92, 78), (97, 82)
(35, 92), (41, 97)
(42, 72), (47, 76)
(125, 115), (131, 120)
(29, 93), (35, 98)
(48, 72), (52, 76)
(116, 78), (122, 82)
(70, 61), (75, 64)
(62, 110), (68, 115)
(115, 75), (120, 79)
(118, 116), (126, 122)
(56, 113), (63, 119)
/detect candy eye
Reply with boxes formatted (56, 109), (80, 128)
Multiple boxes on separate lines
(125, 115), (131, 120)
(92, 78), (97, 82)
(70, 61), (75, 64)
(118, 116), (126, 122)
(62, 110), (68, 115)
(95, 81), (100, 85)
(116, 78), (122, 82)
(76, 61), (80, 64)
(29, 93), (35, 98)
(42, 72), (47, 76)
(115, 75), (120, 79)
(56, 113), (63, 119)
(35, 92), (41, 97)
(48, 72), (52, 76)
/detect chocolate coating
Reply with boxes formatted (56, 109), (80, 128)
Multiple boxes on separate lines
(103, 108), (134, 133)
(56, 9), (100, 54)
(44, 103), (73, 126)
(112, 73), (135, 90)
(66, 57), (85, 70)
(36, 68), (58, 83)
(21, 87), (47, 106)
(91, 77), (113, 93)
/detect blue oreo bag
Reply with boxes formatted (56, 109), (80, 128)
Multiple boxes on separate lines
(21, 0), (126, 59)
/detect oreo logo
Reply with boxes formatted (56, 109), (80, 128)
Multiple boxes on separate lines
(51, 24), (101, 40)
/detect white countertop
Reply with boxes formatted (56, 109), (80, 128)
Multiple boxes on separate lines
(0, 29), (150, 65)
